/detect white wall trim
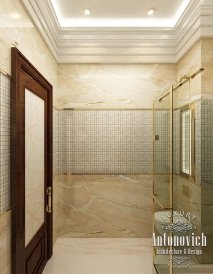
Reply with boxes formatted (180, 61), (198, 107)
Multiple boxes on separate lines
(20, 0), (213, 63)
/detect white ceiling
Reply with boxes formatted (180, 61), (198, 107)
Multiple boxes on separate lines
(20, 0), (213, 63)
(51, 0), (191, 27)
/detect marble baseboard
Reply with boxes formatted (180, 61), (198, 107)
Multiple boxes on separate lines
(0, 211), (11, 274)
(56, 175), (153, 238)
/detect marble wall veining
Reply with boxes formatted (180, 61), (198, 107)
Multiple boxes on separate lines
(0, 0), (58, 272)
(0, 211), (10, 274)
(0, 0), (58, 106)
(56, 175), (153, 238)
(201, 39), (213, 95)
(58, 64), (176, 109)
(177, 41), (202, 98)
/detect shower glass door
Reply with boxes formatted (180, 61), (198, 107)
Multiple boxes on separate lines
(173, 80), (213, 273)
(153, 89), (173, 274)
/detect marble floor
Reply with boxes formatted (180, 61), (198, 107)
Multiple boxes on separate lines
(43, 238), (153, 274)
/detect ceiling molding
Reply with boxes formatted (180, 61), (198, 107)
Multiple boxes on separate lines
(20, 0), (213, 63)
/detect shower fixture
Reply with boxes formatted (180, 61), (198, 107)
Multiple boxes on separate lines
(158, 89), (170, 102)
(178, 68), (204, 82)
(158, 67), (204, 102)
(190, 68), (204, 79)
(178, 75), (190, 82)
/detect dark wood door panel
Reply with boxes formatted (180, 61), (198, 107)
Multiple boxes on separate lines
(11, 48), (53, 274)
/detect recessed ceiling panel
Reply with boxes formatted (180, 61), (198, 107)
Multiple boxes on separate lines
(51, 0), (191, 27)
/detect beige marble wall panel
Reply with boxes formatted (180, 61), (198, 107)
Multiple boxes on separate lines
(0, 0), (58, 106)
(56, 175), (153, 238)
(177, 41), (202, 97)
(0, 1), (58, 272)
(201, 38), (213, 94)
(53, 177), (58, 245)
(58, 64), (176, 109)
(0, 211), (10, 274)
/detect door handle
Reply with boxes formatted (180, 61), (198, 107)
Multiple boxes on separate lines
(46, 187), (52, 214)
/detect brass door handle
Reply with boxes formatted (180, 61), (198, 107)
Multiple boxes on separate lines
(46, 187), (52, 213)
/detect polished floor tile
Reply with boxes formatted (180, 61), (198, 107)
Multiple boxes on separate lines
(43, 238), (153, 274)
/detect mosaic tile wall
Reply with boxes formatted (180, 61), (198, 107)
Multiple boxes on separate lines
(53, 108), (59, 176)
(154, 110), (170, 174)
(195, 100), (201, 183)
(0, 72), (10, 213)
(201, 100), (213, 185)
(57, 109), (153, 175)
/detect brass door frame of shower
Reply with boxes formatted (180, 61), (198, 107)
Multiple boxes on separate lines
(169, 87), (174, 274)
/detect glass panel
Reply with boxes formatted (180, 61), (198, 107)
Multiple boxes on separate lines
(25, 89), (45, 246)
(201, 99), (213, 268)
(154, 75), (213, 273)
(153, 90), (172, 274)
(173, 82), (191, 273)
(153, 91), (172, 209)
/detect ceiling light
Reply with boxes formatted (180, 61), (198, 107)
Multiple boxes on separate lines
(10, 12), (21, 19)
(147, 8), (155, 15)
(84, 8), (91, 16)
(51, 0), (190, 28)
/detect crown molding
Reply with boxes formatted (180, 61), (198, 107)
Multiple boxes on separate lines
(20, 0), (213, 63)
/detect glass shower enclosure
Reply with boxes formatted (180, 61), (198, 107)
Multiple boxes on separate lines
(153, 73), (213, 273)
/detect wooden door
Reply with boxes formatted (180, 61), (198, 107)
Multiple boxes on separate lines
(11, 48), (53, 274)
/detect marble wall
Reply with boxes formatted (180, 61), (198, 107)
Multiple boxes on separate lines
(56, 175), (153, 238)
(58, 64), (176, 109)
(0, 0), (58, 272)
(0, 211), (10, 274)
(201, 39), (213, 95)
(0, 0), (58, 106)
(177, 41), (202, 98)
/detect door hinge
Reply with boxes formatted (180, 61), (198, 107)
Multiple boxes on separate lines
(46, 187), (52, 214)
